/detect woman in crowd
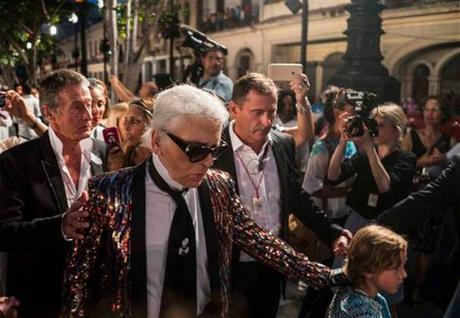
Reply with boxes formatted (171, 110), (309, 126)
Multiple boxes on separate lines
(303, 86), (356, 227)
(297, 87), (357, 318)
(328, 103), (416, 232)
(401, 95), (456, 305)
(105, 102), (129, 143)
(107, 99), (153, 170)
(327, 103), (416, 316)
(274, 89), (297, 128)
(88, 78), (110, 141)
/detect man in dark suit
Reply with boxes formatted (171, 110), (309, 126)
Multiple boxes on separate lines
(62, 85), (345, 318)
(0, 69), (106, 317)
(378, 154), (460, 317)
(212, 73), (351, 317)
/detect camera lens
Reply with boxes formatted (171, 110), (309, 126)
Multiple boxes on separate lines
(345, 116), (364, 137)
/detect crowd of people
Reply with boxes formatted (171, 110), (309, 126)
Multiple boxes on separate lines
(0, 47), (458, 318)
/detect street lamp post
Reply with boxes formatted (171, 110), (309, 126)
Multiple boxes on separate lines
(75, 0), (88, 76)
(329, 0), (400, 102)
(300, 0), (309, 73)
(284, 0), (309, 72)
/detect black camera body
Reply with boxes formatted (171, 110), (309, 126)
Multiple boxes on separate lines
(343, 91), (379, 138)
(0, 92), (6, 108)
(181, 25), (228, 57)
(180, 25), (228, 84)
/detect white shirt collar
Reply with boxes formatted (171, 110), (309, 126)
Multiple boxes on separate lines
(48, 125), (94, 163)
(151, 153), (187, 191)
(229, 120), (271, 154)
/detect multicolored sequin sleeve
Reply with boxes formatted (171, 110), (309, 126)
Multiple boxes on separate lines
(62, 177), (108, 317)
(207, 169), (332, 289)
(62, 169), (134, 318)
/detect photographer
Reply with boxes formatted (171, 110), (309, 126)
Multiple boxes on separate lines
(197, 47), (233, 102)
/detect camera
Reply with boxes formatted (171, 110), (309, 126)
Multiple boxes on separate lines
(343, 91), (379, 137)
(0, 92), (6, 108)
(180, 25), (228, 84)
(180, 25), (228, 57)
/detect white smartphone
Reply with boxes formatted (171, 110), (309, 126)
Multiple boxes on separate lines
(267, 63), (303, 81)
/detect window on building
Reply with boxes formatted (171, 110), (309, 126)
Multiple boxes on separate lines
(440, 53), (460, 96)
(237, 48), (254, 78)
(322, 52), (344, 90)
(272, 43), (317, 100)
(412, 64), (430, 104)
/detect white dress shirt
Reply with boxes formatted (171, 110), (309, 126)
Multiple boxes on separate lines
(146, 154), (211, 317)
(229, 121), (281, 262)
(48, 126), (95, 207)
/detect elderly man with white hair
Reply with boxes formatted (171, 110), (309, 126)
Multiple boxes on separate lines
(62, 85), (344, 318)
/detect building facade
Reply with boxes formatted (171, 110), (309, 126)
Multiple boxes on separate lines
(142, 0), (459, 102)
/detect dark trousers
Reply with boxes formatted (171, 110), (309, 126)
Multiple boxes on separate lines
(230, 261), (282, 318)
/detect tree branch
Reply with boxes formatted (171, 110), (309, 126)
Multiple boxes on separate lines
(0, 34), (29, 65)
(41, 0), (51, 21)
(133, 0), (168, 62)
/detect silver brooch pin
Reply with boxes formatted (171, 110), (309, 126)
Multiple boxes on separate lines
(178, 238), (190, 256)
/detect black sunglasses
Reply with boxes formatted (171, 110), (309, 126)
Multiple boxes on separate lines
(165, 132), (228, 163)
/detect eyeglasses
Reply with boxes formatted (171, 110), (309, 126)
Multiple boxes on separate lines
(165, 132), (228, 162)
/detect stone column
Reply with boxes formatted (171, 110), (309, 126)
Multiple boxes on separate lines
(428, 75), (441, 95)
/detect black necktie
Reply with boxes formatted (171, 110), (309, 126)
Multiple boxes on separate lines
(148, 159), (197, 317)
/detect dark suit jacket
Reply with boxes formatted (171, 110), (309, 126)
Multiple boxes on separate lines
(0, 132), (106, 318)
(378, 154), (460, 234)
(63, 162), (335, 317)
(213, 127), (343, 249)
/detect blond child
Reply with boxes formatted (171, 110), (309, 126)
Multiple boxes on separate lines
(328, 225), (407, 317)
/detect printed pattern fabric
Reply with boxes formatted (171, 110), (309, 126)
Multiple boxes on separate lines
(328, 285), (391, 318)
(62, 167), (333, 317)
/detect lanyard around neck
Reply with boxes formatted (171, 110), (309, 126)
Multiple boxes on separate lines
(235, 145), (269, 199)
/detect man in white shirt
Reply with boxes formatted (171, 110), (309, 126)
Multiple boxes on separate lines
(62, 85), (347, 318)
(0, 69), (106, 317)
(213, 73), (351, 317)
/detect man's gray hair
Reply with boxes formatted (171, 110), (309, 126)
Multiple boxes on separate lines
(151, 85), (229, 131)
(39, 69), (89, 110)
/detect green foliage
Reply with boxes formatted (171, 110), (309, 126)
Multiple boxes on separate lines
(0, 0), (74, 81)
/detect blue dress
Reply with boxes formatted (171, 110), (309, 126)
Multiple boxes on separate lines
(328, 286), (391, 318)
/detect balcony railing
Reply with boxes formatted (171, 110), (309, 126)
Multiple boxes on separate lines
(382, 0), (458, 9)
(198, 6), (260, 34)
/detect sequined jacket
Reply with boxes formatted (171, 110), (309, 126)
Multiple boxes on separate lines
(328, 286), (391, 318)
(62, 161), (334, 318)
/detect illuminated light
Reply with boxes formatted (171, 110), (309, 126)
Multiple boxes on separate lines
(50, 25), (57, 36)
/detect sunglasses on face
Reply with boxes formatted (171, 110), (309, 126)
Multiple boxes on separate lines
(165, 132), (228, 163)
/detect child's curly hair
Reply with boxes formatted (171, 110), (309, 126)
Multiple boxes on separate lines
(344, 225), (407, 286)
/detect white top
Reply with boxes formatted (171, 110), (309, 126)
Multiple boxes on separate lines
(302, 139), (355, 219)
(48, 126), (94, 208)
(17, 94), (41, 140)
(146, 154), (211, 317)
(0, 110), (12, 141)
(229, 121), (281, 262)
(91, 125), (105, 142)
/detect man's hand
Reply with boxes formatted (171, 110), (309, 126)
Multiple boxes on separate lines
(331, 229), (352, 257)
(4, 90), (32, 121)
(106, 146), (125, 171)
(0, 296), (19, 318)
(62, 191), (90, 240)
